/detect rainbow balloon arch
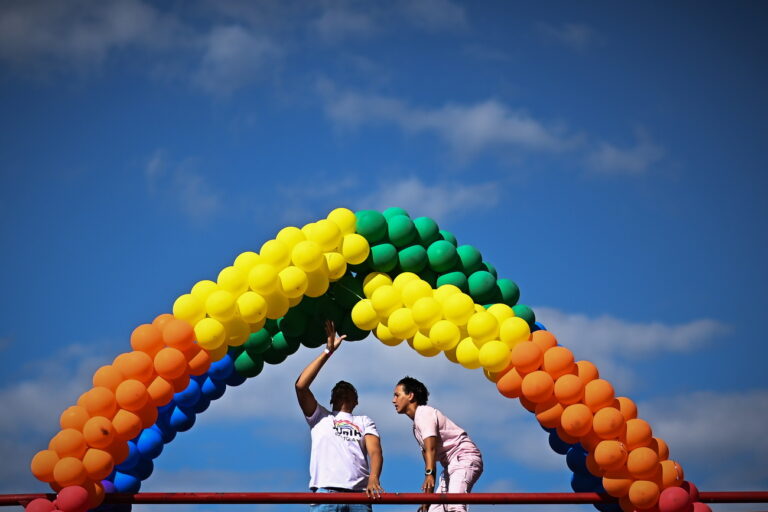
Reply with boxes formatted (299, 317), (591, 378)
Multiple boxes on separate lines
(26, 207), (706, 512)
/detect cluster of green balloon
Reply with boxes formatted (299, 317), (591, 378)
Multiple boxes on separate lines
(229, 272), (369, 377)
(352, 208), (519, 307)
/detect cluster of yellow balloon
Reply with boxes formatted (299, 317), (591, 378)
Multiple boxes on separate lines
(171, 208), (370, 361)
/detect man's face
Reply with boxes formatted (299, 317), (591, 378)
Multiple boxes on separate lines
(392, 384), (412, 414)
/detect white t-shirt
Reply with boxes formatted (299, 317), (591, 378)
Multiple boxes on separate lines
(306, 404), (379, 490)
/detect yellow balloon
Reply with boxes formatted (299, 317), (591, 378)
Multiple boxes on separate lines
(363, 272), (393, 298)
(442, 293), (475, 326)
(474, 304), (486, 313)
(224, 318), (250, 346)
(411, 297), (442, 329)
(288, 295), (303, 307)
(487, 303), (515, 324)
(478, 340), (511, 372)
(260, 239), (291, 269)
(173, 294), (205, 325)
(233, 251), (261, 272)
(191, 280), (219, 303)
(376, 323), (403, 346)
(327, 207), (357, 235)
(351, 299), (379, 330)
(500, 316), (531, 347)
(370, 285), (402, 319)
(194, 317), (226, 351)
(467, 311), (499, 345)
(401, 279), (433, 308)
(456, 337), (481, 369)
(217, 266), (249, 296)
(387, 308), (418, 339)
(341, 233), (370, 265)
(308, 219), (342, 252)
(305, 266), (330, 297)
(264, 292), (289, 319)
(207, 341), (229, 361)
(444, 345), (460, 364)
(433, 284), (461, 304)
(248, 264), (279, 295)
(236, 291), (267, 324)
(291, 240), (324, 272)
(249, 318), (266, 333)
(392, 272), (420, 292)
(411, 331), (441, 357)
(324, 252), (347, 281)
(430, 320), (461, 350)
(276, 226), (306, 251)
(278, 266), (308, 298)
(301, 222), (315, 239)
(205, 290), (237, 322)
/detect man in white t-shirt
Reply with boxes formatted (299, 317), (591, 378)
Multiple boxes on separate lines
(296, 320), (384, 512)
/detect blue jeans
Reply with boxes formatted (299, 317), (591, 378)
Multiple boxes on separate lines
(310, 487), (372, 512)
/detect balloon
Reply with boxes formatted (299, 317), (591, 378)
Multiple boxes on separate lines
(338, 234), (370, 266)
(497, 278), (520, 306)
(233, 251), (262, 273)
(82, 416), (115, 449)
(548, 431), (573, 455)
(82, 448), (114, 480)
(107, 440), (131, 465)
(172, 294), (205, 326)
(276, 226), (306, 252)
(456, 245), (483, 274)
(186, 346), (212, 376)
(658, 487), (692, 512)
(627, 447), (659, 479)
(79, 387), (117, 419)
(217, 266), (249, 296)
(146, 376), (174, 408)
(234, 350), (264, 378)
(512, 304), (535, 325)
(383, 206), (410, 220)
(576, 360), (600, 385)
(31, 449), (60, 482)
(363, 272), (393, 298)
(580, 430), (603, 452)
(531, 330), (557, 351)
(245, 329), (272, 356)
(355, 210), (387, 243)
(49, 429), (87, 459)
(325, 252), (347, 281)
(496, 367), (523, 398)
(556, 426), (579, 445)
(112, 471), (141, 493)
(411, 297), (442, 329)
(223, 318), (250, 347)
(412, 216), (439, 245)
(55, 486), (89, 512)
(204, 290), (237, 322)
(584, 379), (615, 411)
(467, 311), (499, 344)
(427, 240), (458, 272)
(438, 229), (457, 246)
(478, 340), (511, 372)
(510, 341), (543, 374)
(542, 346), (575, 380)
(652, 437), (669, 461)
(194, 318), (226, 351)
(25, 498), (55, 512)
(571, 471), (604, 493)
(153, 348), (187, 380)
(387, 308), (418, 339)
(487, 303), (514, 324)
(125, 457), (154, 481)
(115, 380), (149, 412)
(455, 337), (481, 369)
(442, 293), (475, 326)
(398, 243), (429, 275)
(113, 351), (154, 385)
(430, 320), (461, 351)
(152, 313), (174, 331)
(603, 470), (634, 498)
(387, 214), (417, 247)
(629, 480), (660, 510)
(236, 291), (267, 324)
(53, 457), (87, 487)
(467, 271), (496, 301)
(561, 404), (594, 437)
(260, 239), (291, 269)
(566, 445), (589, 474)
(625, 419), (653, 451)
(401, 279), (432, 308)
(201, 376), (227, 400)
(535, 398), (563, 429)
(595, 440), (628, 471)
(370, 243), (398, 272)
(411, 332), (440, 357)
(207, 353), (234, 381)
(130, 324), (164, 357)
(554, 374), (584, 405)
(60, 406), (90, 431)
(661, 460), (684, 488)
(248, 264), (280, 295)
(174, 378), (201, 408)
(327, 207), (357, 235)
(499, 317), (531, 348)
(307, 219), (341, 252)
(290, 241), (323, 272)
(374, 323), (403, 346)
(436, 271), (468, 292)
(371, 285), (402, 318)
(615, 396), (638, 421)
(169, 406), (196, 432)
(92, 366), (124, 393)
(112, 409), (142, 441)
(392, 272), (419, 292)
(305, 266), (330, 297)
(593, 407), (626, 439)
(521, 370), (554, 403)
(271, 332), (301, 355)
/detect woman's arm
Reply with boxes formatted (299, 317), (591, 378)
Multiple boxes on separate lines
(295, 320), (346, 417)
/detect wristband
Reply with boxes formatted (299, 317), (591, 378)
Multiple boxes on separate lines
(324, 348), (332, 356)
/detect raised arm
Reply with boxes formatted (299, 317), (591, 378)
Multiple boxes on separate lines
(364, 434), (384, 498)
(295, 320), (346, 417)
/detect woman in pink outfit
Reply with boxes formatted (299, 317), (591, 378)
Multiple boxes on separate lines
(392, 376), (483, 512)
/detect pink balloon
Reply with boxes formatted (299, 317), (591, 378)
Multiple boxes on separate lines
(658, 487), (692, 512)
(25, 499), (55, 512)
(692, 503), (711, 512)
(681, 481), (700, 502)
(55, 486), (89, 512)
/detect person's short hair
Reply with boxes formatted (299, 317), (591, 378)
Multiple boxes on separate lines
(397, 376), (429, 405)
(330, 380), (358, 406)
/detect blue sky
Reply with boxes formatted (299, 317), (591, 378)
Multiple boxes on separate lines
(1, 1), (767, 511)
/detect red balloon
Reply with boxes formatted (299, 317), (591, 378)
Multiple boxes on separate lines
(681, 481), (700, 502)
(658, 487), (692, 512)
(25, 498), (55, 512)
(55, 485), (89, 512)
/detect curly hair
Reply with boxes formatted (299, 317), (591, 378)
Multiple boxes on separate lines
(397, 376), (429, 405)
(330, 380), (358, 407)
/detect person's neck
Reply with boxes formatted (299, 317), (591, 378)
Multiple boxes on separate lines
(405, 402), (419, 420)
(337, 403), (355, 414)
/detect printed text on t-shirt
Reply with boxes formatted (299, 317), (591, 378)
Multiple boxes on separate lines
(333, 419), (362, 441)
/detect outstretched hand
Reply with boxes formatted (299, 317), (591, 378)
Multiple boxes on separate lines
(325, 320), (346, 354)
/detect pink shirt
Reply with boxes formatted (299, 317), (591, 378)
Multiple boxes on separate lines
(412, 405), (479, 465)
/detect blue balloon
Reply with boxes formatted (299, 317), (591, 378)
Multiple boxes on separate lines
(201, 376), (226, 400)
(115, 441), (140, 472)
(566, 445), (589, 474)
(174, 379), (201, 408)
(193, 396), (211, 413)
(158, 402), (174, 415)
(532, 321), (547, 332)
(126, 458), (154, 481)
(208, 353), (235, 381)
(169, 405), (196, 432)
(113, 471), (141, 493)
(225, 371), (247, 387)
(152, 416), (177, 444)
(137, 428), (164, 459)
(570, 472), (604, 493)
(548, 430), (573, 455)
(101, 479), (116, 493)
(595, 502), (622, 512)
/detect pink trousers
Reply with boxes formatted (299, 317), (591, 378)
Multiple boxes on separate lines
(428, 450), (483, 512)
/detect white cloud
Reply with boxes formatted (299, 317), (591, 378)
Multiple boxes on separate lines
(399, 0), (468, 32)
(312, 6), (377, 43)
(537, 23), (598, 52)
(586, 130), (666, 175)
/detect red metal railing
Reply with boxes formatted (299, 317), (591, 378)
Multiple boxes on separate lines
(2, 492), (768, 507)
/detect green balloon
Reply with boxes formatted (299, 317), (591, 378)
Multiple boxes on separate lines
(482, 261), (498, 279)
(436, 271), (468, 292)
(262, 344), (288, 365)
(272, 331), (301, 356)
(338, 313), (370, 341)
(278, 309), (308, 338)
(370, 243), (398, 272)
(476, 284), (502, 305)
(413, 217), (440, 246)
(265, 319), (280, 335)
(468, 270), (496, 300)
(383, 207), (410, 220)
(427, 240), (458, 272)
(355, 210), (387, 244)
(398, 245), (428, 273)
(387, 214), (417, 247)
(234, 351), (264, 378)
(438, 229), (457, 246)
(245, 329), (272, 356)
(497, 279), (520, 306)
(512, 304), (535, 326)
(331, 274), (364, 309)
(456, 245), (483, 275)
(301, 320), (327, 348)
(418, 267), (438, 287)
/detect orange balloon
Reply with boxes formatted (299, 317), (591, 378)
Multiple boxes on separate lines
(152, 313), (174, 331)
(616, 397), (638, 421)
(79, 387), (117, 419)
(115, 379), (150, 411)
(535, 398), (563, 428)
(137, 403), (159, 429)
(59, 405), (90, 431)
(521, 370), (554, 403)
(113, 351), (154, 384)
(579, 430), (603, 452)
(627, 447), (659, 479)
(52, 457), (87, 487)
(531, 330), (558, 351)
(660, 460), (684, 488)
(584, 379), (615, 411)
(519, 395), (537, 413)
(560, 403), (593, 437)
(186, 345), (212, 376)
(628, 480), (660, 510)
(172, 373), (191, 393)
(554, 373), (584, 405)
(163, 318), (195, 351)
(147, 375), (175, 407)
(92, 365), (124, 391)
(112, 409), (142, 441)
(556, 425), (579, 444)
(84, 479), (106, 509)
(30, 449), (60, 482)
(586, 451), (602, 477)
(624, 418), (653, 451)
(130, 323), (164, 357)
(497, 367), (523, 398)
(542, 346), (575, 379)
(49, 429), (87, 458)
(576, 360), (599, 384)
(82, 416), (115, 449)
(154, 347), (188, 380)
(593, 407), (626, 439)
(106, 440), (129, 465)
(510, 341), (543, 374)
(603, 470), (634, 498)
(619, 495), (634, 512)
(594, 440), (628, 471)
(82, 448), (114, 480)
(649, 437), (668, 461)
